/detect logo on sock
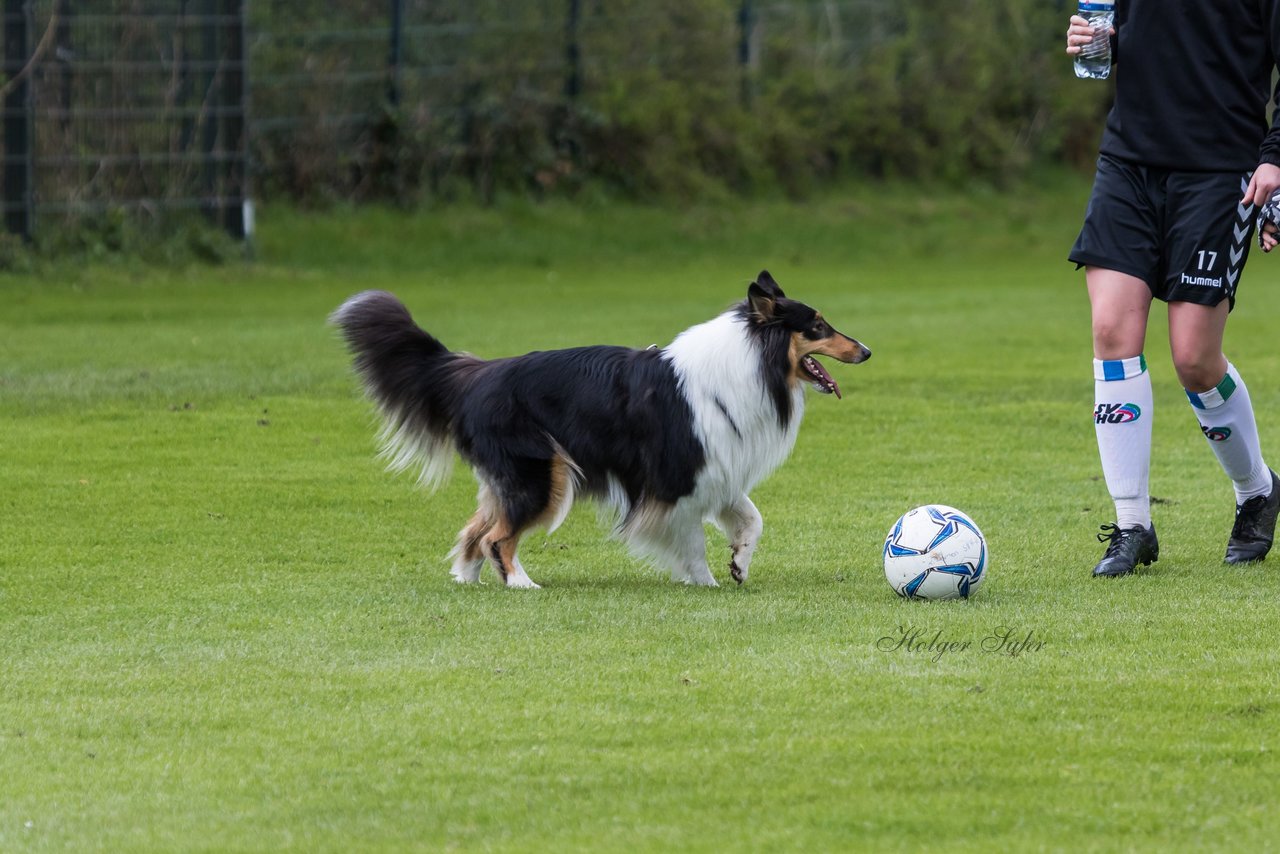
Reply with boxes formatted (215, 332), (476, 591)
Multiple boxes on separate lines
(1201, 425), (1232, 442)
(1094, 402), (1141, 424)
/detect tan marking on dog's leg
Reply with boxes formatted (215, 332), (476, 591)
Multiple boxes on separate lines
(482, 518), (541, 589)
(503, 553), (539, 589)
(537, 452), (580, 534)
(449, 508), (491, 583)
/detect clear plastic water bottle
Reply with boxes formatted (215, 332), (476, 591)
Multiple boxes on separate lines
(1073, 0), (1115, 80)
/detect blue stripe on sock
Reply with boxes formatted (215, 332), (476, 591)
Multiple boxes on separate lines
(1102, 360), (1126, 382)
(1186, 389), (1206, 410)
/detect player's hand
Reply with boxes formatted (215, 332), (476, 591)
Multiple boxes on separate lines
(1066, 14), (1113, 55)
(1242, 162), (1280, 208)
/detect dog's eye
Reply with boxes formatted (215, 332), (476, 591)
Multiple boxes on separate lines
(812, 321), (830, 337)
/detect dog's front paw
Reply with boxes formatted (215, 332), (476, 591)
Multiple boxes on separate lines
(729, 560), (747, 585)
(504, 575), (542, 589)
(684, 576), (719, 587)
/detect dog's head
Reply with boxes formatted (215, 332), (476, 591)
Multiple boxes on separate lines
(745, 270), (871, 399)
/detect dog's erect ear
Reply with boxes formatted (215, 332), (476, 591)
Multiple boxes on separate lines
(754, 270), (785, 298)
(747, 282), (778, 322)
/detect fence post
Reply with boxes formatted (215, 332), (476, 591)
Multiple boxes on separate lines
(2, 0), (33, 240)
(177, 0), (197, 153)
(55, 0), (72, 137)
(220, 0), (249, 240)
(564, 0), (581, 101)
(387, 0), (403, 107)
(200, 0), (217, 222)
(737, 0), (755, 108)
(556, 0), (582, 168)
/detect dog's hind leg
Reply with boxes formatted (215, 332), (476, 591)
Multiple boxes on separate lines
(470, 449), (581, 588)
(503, 552), (540, 589)
(717, 496), (763, 585)
(449, 510), (490, 583)
(481, 520), (540, 589)
(477, 456), (561, 589)
(449, 484), (499, 583)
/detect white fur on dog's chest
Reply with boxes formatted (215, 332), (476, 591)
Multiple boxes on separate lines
(663, 312), (805, 498)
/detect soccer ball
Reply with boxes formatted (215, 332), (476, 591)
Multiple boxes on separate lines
(883, 505), (987, 600)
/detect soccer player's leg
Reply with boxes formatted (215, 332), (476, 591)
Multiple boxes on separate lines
(1170, 304), (1279, 563)
(1167, 169), (1279, 564)
(1087, 268), (1159, 577)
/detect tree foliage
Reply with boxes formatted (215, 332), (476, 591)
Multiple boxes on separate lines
(250, 0), (1110, 202)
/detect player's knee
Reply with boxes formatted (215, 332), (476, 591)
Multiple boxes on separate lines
(1091, 317), (1143, 361)
(1172, 350), (1224, 392)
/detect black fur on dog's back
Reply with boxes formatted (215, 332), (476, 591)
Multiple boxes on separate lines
(330, 291), (706, 534)
(465, 346), (703, 485)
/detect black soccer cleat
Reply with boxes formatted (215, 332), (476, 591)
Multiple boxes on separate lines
(1092, 522), (1159, 578)
(1225, 469), (1280, 564)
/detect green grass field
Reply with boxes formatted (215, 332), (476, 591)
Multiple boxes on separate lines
(3, 179), (1279, 852)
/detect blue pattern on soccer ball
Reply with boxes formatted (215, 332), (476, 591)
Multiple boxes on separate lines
(882, 505), (988, 600)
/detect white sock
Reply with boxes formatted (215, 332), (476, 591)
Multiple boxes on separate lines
(1186, 363), (1272, 503)
(1094, 355), (1153, 529)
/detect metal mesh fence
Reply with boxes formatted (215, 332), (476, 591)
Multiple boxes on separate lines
(0, 1), (1081, 241)
(4, 0), (248, 238)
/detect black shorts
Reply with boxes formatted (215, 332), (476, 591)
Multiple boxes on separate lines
(1068, 154), (1256, 309)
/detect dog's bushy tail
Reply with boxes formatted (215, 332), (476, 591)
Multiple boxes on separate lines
(330, 290), (462, 487)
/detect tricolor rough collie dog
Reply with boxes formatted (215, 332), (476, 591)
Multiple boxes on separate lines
(332, 271), (870, 588)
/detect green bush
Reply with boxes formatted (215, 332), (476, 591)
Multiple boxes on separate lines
(248, 0), (1111, 203)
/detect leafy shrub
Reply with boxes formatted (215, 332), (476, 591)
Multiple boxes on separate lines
(248, 0), (1109, 203)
